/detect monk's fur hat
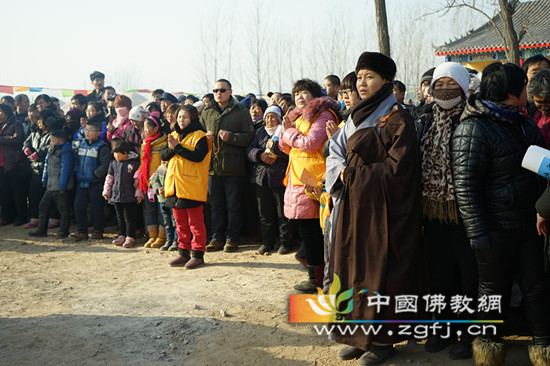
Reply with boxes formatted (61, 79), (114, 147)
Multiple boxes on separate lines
(355, 52), (396, 81)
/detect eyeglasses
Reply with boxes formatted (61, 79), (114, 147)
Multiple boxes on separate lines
(338, 90), (357, 97)
(213, 88), (228, 94)
(84, 128), (100, 133)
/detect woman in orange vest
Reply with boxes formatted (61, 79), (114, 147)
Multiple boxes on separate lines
(279, 78), (340, 293)
(161, 105), (212, 269)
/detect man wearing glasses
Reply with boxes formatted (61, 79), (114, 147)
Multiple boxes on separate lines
(201, 79), (254, 253)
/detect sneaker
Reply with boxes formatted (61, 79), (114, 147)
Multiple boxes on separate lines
(24, 221), (38, 229)
(223, 239), (238, 252)
(90, 231), (103, 240)
(205, 239), (224, 252)
(256, 245), (272, 255)
(28, 229), (47, 237)
(169, 255), (190, 267)
(337, 345), (366, 361)
(56, 231), (69, 239)
(48, 221), (59, 229)
(70, 232), (88, 241)
(122, 237), (136, 248)
(278, 245), (291, 255)
(358, 345), (396, 366)
(112, 235), (125, 246)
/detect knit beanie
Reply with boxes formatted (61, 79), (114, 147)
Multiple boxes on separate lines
(355, 52), (396, 81)
(429, 62), (470, 97)
(264, 105), (282, 122)
(420, 67), (436, 86)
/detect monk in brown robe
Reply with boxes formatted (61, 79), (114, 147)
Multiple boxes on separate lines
(326, 52), (426, 366)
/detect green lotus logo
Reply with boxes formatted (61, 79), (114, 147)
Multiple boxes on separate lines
(305, 274), (353, 321)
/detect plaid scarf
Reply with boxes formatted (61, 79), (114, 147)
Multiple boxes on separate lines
(420, 102), (465, 224)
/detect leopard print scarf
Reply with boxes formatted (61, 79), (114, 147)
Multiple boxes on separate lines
(420, 102), (465, 224)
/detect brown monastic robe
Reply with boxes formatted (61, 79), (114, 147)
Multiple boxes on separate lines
(333, 106), (426, 349)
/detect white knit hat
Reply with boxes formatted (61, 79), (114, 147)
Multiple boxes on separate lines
(129, 106), (149, 122)
(430, 62), (470, 97)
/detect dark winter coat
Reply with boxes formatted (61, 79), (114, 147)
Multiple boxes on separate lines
(246, 127), (288, 188)
(451, 95), (545, 239)
(73, 138), (111, 188)
(23, 129), (51, 175)
(0, 118), (27, 173)
(105, 151), (140, 203)
(200, 98), (254, 176)
(42, 142), (76, 192)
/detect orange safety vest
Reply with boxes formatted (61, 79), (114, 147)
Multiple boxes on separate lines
(164, 130), (212, 202)
(283, 113), (331, 187)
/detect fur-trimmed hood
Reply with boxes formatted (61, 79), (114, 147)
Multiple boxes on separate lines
(288, 96), (340, 123)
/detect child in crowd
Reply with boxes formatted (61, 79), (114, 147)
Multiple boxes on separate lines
(28, 130), (75, 238)
(139, 114), (168, 248)
(73, 102), (108, 142)
(161, 105), (212, 269)
(65, 108), (84, 142)
(23, 110), (58, 229)
(151, 159), (179, 251)
(124, 106), (149, 154)
(106, 95), (132, 141)
(71, 120), (111, 241)
(103, 139), (143, 248)
(246, 105), (292, 255)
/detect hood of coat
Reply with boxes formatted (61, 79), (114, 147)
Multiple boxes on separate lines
(127, 151), (140, 161)
(288, 96), (340, 123)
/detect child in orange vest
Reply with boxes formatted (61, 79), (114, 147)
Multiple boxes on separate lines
(161, 105), (212, 269)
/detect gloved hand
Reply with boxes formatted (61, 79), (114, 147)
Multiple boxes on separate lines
(470, 233), (495, 251)
(30, 152), (39, 161)
(24, 147), (33, 156)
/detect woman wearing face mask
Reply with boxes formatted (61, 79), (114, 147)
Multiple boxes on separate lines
(416, 62), (478, 360)
(106, 95), (132, 142)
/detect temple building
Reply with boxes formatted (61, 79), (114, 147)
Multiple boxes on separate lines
(435, 0), (550, 71)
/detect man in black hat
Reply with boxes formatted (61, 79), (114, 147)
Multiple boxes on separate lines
(159, 92), (178, 114)
(414, 67), (435, 118)
(87, 71), (105, 103)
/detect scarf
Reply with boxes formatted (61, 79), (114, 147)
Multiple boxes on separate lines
(139, 131), (161, 192)
(114, 107), (129, 129)
(265, 125), (278, 136)
(482, 100), (527, 125)
(350, 83), (394, 127)
(534, 109), (550, 148)
(420, 101), (465, 224)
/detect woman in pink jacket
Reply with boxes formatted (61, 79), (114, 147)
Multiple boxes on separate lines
(279, 79), (340, 292)
(106, 95), (132, 142)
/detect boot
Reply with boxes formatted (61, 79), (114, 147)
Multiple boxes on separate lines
(294, 265), (323, 293)
(528, 345), (550, 366)
(151, 226), (166, 248)
(184, 250), (205, 269)
(169, 249), (190, 267)
(472, 337), (506, 366)
(143, 225), (158, 248)
(160, 239), (172, 251)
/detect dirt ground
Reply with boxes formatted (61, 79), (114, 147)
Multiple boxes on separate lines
(0, 223), (535, 366)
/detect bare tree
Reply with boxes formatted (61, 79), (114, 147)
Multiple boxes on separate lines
(248, 3), (266, 95)
(375, 0), (391, 57)
(431, 0), (522, 65)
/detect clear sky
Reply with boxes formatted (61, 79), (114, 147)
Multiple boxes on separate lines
(2, 0), (490, 96)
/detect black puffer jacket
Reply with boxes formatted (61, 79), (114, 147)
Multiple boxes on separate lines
(451, 96), (545, 239)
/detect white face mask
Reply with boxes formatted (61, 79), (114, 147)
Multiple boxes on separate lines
(434, 95), (463, 110)
(265, 126), (278, 136)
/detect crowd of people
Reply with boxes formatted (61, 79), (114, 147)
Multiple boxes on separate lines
(1, 52), (550, 366)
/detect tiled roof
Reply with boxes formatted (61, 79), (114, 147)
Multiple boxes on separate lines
(435, 0), (550, 55)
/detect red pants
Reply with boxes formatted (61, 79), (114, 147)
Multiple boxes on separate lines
(173, 206), (206, 252)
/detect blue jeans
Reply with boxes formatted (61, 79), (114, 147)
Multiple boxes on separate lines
(143, 195), (164, 226)
(159, 202), (178, 242)
(74, 182), (104, 233)
(208, 175), (244, 241)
